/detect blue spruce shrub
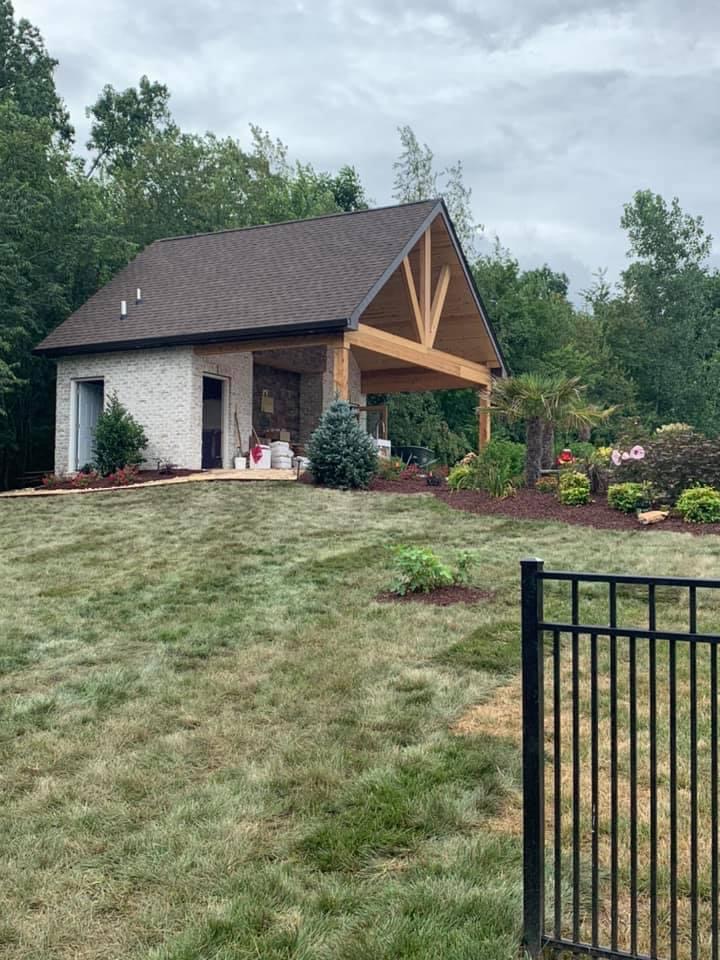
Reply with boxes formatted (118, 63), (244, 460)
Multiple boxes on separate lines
(308, 400), (378, 489)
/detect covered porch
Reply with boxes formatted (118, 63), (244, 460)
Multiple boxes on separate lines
(195, 211), (499, 463)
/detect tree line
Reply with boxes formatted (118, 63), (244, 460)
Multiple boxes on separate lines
(2, 0), (720, 485)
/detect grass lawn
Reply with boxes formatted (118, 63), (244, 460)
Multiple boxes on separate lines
(2, 483), (719, 960)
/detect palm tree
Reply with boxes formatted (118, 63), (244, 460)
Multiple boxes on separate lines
(492, 373), (613, 484)
(491, 374), (552, 485)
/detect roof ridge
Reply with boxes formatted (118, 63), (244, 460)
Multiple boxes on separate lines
(153, 198), (441, 244)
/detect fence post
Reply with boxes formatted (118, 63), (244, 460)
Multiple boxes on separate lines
(521, 557), (545, 957)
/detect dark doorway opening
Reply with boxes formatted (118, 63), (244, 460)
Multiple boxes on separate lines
(202, 376), (224, 469)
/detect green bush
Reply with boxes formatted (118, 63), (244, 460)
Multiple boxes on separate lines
(390, 545), (474, 595)
(557, 470), (591, 506)
(481, 438), (526, 479)
(308, 400), (378, 489)
(446, 439), (525, 497)
(613, 430), (720, 501)
(676, 486), (720, 523)
(607, 482), (656, 514)
(93, 393), (148, 476)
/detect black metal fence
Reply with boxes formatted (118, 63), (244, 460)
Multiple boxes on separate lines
(521, 558), (720, 960)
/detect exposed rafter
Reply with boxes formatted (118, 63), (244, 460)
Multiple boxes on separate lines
(398, 227), (454, 348)
(346, 323), (490, 386)
(428, 264), (451, 347)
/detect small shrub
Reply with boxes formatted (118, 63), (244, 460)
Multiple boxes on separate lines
(447, 463), (474, 491)
(107, 465), (141, 486)
(557, 470), (591, 506)
(41, 473), (63, 489)
(308, 400), (378, 490)
(608, 482), (656, 514)
(70, 470), (100, 489)
(390, 546), (474, 596)
(481, 438), (526, 479)
(535, 475), (558, 494)
(676, 486), (720, 524)
(376, 458), (404, 480)
(446, 439), (524, 497)
(93, 393), (148, 476)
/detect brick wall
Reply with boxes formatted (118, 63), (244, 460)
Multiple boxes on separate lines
(54, 346), (253, 473)
(252, 363), (301, 439)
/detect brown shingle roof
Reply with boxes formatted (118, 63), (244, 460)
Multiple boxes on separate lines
(35, 200), (441, 355)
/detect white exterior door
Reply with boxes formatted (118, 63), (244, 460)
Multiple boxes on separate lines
(75, 381), (104, 469)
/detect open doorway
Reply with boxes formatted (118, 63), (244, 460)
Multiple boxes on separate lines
(202, 376), (224, 469)
(74, 379), (104, 470)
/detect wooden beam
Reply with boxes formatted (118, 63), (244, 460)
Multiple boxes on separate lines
(478, 384), (491, 449)
(346, 323), (491, 386)
(361, 369), (476, 394)
(419, 228), (432, 343)
(401, 256), (424, 343)
(428, 263), (451, 347)
(194, 334), (342, 357)
(333, 340), (350, 400)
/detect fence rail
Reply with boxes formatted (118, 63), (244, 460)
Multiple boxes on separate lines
(521, 558), (720, 960)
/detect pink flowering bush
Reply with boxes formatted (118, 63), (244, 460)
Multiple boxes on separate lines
(612, 429), (720, 501)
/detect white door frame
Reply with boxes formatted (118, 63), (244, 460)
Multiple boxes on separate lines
(69, 378), (104, 472)
(201, 373), (230, 468)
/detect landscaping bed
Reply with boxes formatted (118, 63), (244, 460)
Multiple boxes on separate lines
(39, 468), (194, 491)
(434, 486), (720, 535)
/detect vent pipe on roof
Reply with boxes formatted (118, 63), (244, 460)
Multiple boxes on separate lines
(136, 288), (142, 304)
(120, 300), (127, 319)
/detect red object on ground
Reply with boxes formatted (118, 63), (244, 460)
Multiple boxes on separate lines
(556, 449), (574, 465)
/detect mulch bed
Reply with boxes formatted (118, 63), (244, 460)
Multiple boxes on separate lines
(370, 478), (720, 536)
(434, 488), (720, 535)
(42, 469), (194, 491)
(375, 586), (496, 607)
(368, 477), (438, 494)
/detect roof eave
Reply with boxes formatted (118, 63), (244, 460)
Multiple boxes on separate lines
(33, 317), (350, 359)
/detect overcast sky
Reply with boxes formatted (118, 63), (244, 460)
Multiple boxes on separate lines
(16, 0), (720, 298)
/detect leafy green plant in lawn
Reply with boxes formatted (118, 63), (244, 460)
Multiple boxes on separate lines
(390, 545), (475, 595)
(557, 470), (590, 506)
(676, 486), (720, 523)
(93, 393), (148, 475)
(608, 481), (656, 514)
(307, 399), (378, 489)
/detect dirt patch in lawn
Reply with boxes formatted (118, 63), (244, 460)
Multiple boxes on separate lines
(375, 586), (495, 607)
(434, 487), (720, 534)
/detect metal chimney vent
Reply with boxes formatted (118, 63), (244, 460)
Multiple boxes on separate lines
(120, 300), (127, 319)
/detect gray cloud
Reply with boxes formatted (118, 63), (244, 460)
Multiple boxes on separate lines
(16, 0), (720, 299)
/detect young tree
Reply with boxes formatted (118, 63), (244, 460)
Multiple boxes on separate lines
(307, 400), (377, 489)
(85, 75), (170, 177)
(392, 125), (480, 253)
(92, 394), (148, 475)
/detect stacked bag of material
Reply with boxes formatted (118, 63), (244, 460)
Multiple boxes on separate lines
(270, 441), (293, 469)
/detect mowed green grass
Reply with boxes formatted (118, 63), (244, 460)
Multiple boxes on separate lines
(1, 483), (718, 960)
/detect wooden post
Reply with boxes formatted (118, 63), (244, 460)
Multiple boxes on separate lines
(333, 341), (350, 401)
(419, 228), (432, 344)
(478, 384), (491, 450)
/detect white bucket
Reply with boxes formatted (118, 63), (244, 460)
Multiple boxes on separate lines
(250, 445), (271, 469)
(270, 441), (291, 455)
(234, 456), (246, 470)
(272, 457), (293, 469)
